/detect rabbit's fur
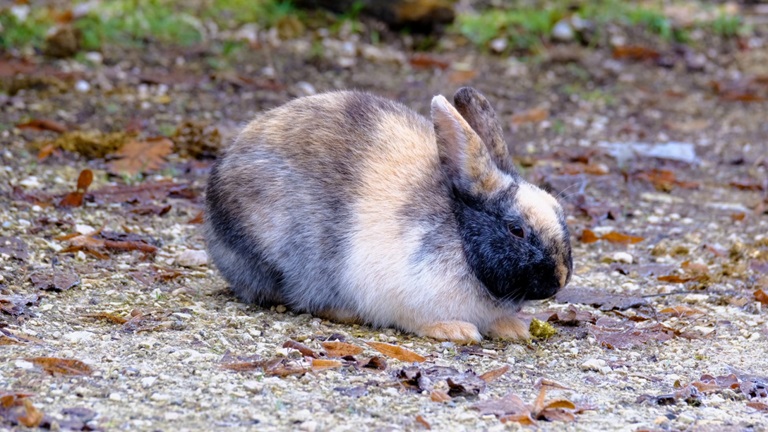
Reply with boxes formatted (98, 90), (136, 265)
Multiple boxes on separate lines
(205, 87), (572, 342)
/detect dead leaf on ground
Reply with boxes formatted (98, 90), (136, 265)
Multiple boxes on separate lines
(16, 119), (68, 133)
(59, 169), (93, 208)
(543, 305), (596, 325)
(283, 340), (319, 358)
(0, 236), (30, 260)
(29, 269), (80, 291)
(479, 365), (511, 383)
(26, 357), (93, 376)
(40, 130), (133, 159)
(635, 169), (699, 191)
(430, 390), (451, 402)
(580, 229), (599, 244)
(755, 289), (768, 305)
(0, 392), (44, 427)
(359, 356), (387, 371)
(473, 384), (581, 425)
(1, 328), (44, 345)
(408, 53), (449, 70)
(660, 305), (704, 317)
(173, 121), (221, 159)
(322, 341), (363, 358)
(87, 180), (195, 205)
(398, 366), (486, 397)
(122, 309), (179, 333)
(415, 414), (431, 429)
(0, 294), (40, 318)
(748, 401), (768, 412)
(556, 287), (648, 311)
(82, 312), (128, 324)
(220, 353), (264, 372)
(188, 210), (204, 224)
(580, 229), (643, 244)
(59, 230), (159, 258)
(588, 319), (674, 349)
(511, 107), (549, 125)
(108, 137), (173, 175)
(612, 45), (661, 61)
(367, 341), (426, 363)
(730, 179), (765, 191)
(311, 358), (342, 371)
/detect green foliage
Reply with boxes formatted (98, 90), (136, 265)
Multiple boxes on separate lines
(0, 8), (48, 50)
(710, 14), (743, 37)
(456, 7), (560, 51)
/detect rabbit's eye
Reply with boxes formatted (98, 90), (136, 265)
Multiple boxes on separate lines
(508, 224), (525, 239)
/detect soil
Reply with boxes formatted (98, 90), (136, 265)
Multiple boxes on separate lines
(1, 9), (768, 432)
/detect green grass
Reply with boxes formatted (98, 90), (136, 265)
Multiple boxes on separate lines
(454, 0), (748, 52)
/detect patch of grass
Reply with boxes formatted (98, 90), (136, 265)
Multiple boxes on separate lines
(0, 7), (49, 50)
(454, 0), (747, 51)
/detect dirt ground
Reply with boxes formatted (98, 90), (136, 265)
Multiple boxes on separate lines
(2, 8), (768, 432)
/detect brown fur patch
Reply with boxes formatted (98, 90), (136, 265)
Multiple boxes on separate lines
(418, 320), (482, 343)
(431, 95), (504, 195)
(487, 316), (530, 340)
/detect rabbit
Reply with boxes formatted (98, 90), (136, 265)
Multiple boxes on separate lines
(204, 87), (572, 343)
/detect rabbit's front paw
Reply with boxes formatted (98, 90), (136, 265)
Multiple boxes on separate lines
(418, 321), (482, 343)
(487, 316), (530, 340)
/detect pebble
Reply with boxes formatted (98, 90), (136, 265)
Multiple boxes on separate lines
(75, 224), (96, 235)
(151, 393), (171, 402)
(295, 81), (316, 96)
(275, 304), (287, 313)
(175, 249), (208, 267)
(299, 420), (318, 432)
(19, 176), (41, 188)
(64, 331), (96, 343)
(141, 376), (157, 388)
(108, 392), (123, 401)
(552, 19), (575, 42)
(581, 358), (611, 373)
(605, 252), (633, 264)
(15, 360), (34, 370)
(243, 380), (263, 393)
(84, 52), (103, 64)
(489, 37), (508, 53)
(75, 80), (91, 93)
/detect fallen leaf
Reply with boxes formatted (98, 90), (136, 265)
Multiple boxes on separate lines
(472, 393), (529, 417)
(220, 353), (264, 372)
(479, 365), (511, 383)
(108, 137), (173, 175)
(601, 231), (645, 244)
(409, 53), (449, 70)
(0, 393), (44, 428)
(322, 341), (363, 358)
(747, 401), (768, 412)
(755, 289), (768, 305)
(359, 356), (387, 371)
(82, 312), (128, 324)
(16, 118), (68, 133)
(187, 211), (204, 224)
(367, 341), (425, 362)
(657, 274), (696, 283)
(283, 340), (318, 358)
(59, 169), (93, 207)
(544, 305), (595, 325)
(263, 358), (307, 377)
(122, 309), (175, 333)
(580, 229), (599, 244)
(415, 414), (431, 429)
(730, 179), (765, 191)
(38, 143), (57, 161)
(660, 305), (704, 317)
(87, 180), (194, 205)
(612, 45), (660, 61)
(447, 69), (478, 85)
(29, 269), (80, 291)
(311, 358), (342, 371)
(731, 212), (746, 221)
(635, 169), (699, 191)
(0, 236), (29, 260)
(0, 294), (40, 317)
(26, 357), (93, 376)
(556, 287), (647, 311)
(511, 107), (549, 125)
(430, 390), (451, 402)
(588, 320), (674, 349)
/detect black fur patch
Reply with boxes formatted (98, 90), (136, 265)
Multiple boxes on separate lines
(452, 186), (563, 303)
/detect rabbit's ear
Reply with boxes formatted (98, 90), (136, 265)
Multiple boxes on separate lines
(453, 87), (518, 175)
(432, 95), (505, 196)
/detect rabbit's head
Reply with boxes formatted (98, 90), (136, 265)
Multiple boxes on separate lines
(432, 87), (572, 304)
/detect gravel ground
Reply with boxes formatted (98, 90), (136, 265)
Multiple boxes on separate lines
(1, 13), (768, 431)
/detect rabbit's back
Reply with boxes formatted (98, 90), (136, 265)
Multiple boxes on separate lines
(205, 91), (454, 316)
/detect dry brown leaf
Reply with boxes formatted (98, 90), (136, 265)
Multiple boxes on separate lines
(366, 341), (426, 363)
(18, 398), (44, 427)
(26, 357), (93, 376)
(580, 229), (599, 244)
(283, 340), (318, 358)
(660, 305), (704, 317)
(108, 137), (173, 175)
(479, 365), (510, 383)
(322, 341), (364, 358)
(430, 390), (451, 402)
(541, 399), (577, 410)
(16, 118), (68, 133)
(511, 107), (549, 125)
(657, 274), (696, 283)
(612, 45), (660, 61)
(59, 169), (93, 207)
(83, 312), (128, 324)
(755, 289), (768, 305)
(447, 69), (478, 85)
(359, 356), (387, 371)
(37, 143), (57, 161)
(601, 231), (644, 244)
(747, 401), (768, 412)
(409, 53), (449, 70)
(311, 358), (342, 371)
(415, 414), (431, 429)
(188, 210), (204, 224)
(500, 413), (536, 425)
